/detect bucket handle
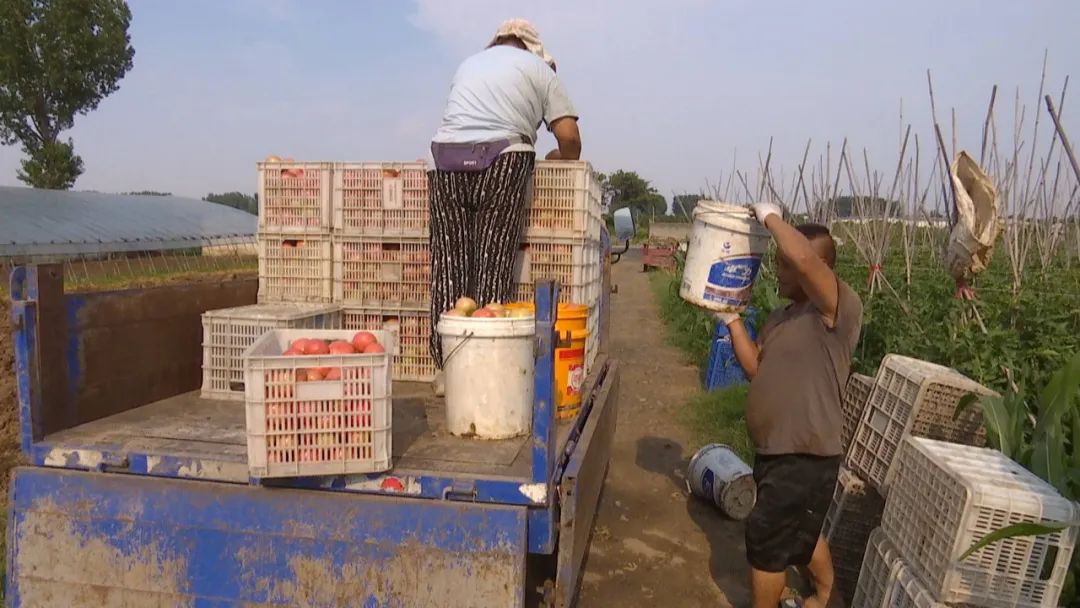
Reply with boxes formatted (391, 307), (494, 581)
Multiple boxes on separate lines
(441, 330), (476, 367)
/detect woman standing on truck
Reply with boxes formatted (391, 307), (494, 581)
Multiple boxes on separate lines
(428, 18), (582, 395)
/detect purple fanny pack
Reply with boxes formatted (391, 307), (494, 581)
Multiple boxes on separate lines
(430, 138), (523, 172)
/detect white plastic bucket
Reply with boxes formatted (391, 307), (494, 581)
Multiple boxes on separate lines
(680, 201), (770, 312)
(438, 314), (535, 439)
(686, 444), (757, 520)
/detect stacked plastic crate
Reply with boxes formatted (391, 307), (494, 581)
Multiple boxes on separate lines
(514, 161), (605, 371)
(855, 437), (1078, 607)
(828, 355), (996, 606)
(331, 162), (435, 382)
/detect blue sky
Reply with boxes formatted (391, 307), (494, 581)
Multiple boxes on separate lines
(1, 0), (1078, 204)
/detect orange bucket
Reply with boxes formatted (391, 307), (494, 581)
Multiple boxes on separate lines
(507, 302), (590, 420)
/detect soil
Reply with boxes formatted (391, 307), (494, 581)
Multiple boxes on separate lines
(578, 248), (752, 607)
(0, 297), (17, 513)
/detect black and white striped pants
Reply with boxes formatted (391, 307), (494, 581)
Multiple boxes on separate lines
(428, 152), (535, 368)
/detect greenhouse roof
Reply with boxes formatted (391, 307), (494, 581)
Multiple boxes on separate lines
(0, 186), (257, 257)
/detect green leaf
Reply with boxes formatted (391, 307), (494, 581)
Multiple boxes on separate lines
(970, 394), (1021, 458)
(960, 520), (1080, 561)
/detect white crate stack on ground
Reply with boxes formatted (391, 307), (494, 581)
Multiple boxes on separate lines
(257, 161), (333, 233)
(841, 372), (874, 452)
(342, 308), (435, 383)
(823, 466), (886, 606)
(846, 354), (996, 493)
(201, 303), (342, 400)
(244, 328), (396, 479)
(854, 530), (953, 608)
(882, 437), (1079, 608)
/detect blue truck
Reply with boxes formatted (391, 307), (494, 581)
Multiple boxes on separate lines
(4, 220), (627, 607)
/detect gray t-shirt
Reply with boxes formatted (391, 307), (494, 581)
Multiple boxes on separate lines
(432, 46), (577, 153)
(746, 280), (863, 457)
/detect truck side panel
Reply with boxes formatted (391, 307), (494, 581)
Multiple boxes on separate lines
(7, 467), (527, 607)
(556, 361), (620, 607)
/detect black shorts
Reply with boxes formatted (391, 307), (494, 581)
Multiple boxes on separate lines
(745, 453), (841, 573)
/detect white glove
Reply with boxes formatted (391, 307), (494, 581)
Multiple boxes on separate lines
(715, 311), (740, 326)
(749, 202), (783, 225)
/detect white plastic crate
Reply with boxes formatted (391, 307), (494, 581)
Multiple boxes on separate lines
(244, 329), (396, 479)
(257, 234), (333, 303)
(824, 466), (886, 606)
(885, 564), (948, 608)
(201, 303), (342, 400)
(853, 528), (901, 608)
(847, 354), (994, 492)
(332, 162), (429, 237)
(513, 237), (602, 306)
(882, 437), (1079, 608)
(333, 237), (431, 309)
(257, 161), (333, 233)
(842, 372), (874, 452)
(526, 161), (603, 241)
(343, 308), (435, 382)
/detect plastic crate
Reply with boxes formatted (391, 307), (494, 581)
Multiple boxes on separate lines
(257, 161), (333, 233)
(882, 437), (1079, 608)
(201, 303), (342, 400)
(333, 237), (431, 309)
(886, 564), (949, 608)
(846, 354), (994, 493)
(704, 312), (758, 391)
(513, 237), (601, 306)
(244, 328), (396, 479)
(257, 234), (333, 303)
(841, 372), (874, 452)
(526, 161), (603, 240)
(824, 466), (886, 606)
(332, 162), (429, 237)
(853, 528), (901, 608)
(343, 308), (435, 382)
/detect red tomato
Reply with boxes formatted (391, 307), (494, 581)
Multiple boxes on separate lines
(305, 368), (326, 381)
(363, 343), (385, 354)
(304, 340), (331, 355)
(283, 347), (303, 356)
(324, 367), (342, 381)
(351, 331), (377, 351)
(328, 340), (355, 355)
(289, 338), (310, 352)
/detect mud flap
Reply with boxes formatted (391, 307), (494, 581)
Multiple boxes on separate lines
(555, 361), (620, 607)
(6, 467), (527, 607)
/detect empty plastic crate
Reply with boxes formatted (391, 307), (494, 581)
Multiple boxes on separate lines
(526, 161), (603, 241)
(882, 437), (1079, 608)
(886, 564), (949, 608)
(343, 308), (435, 382)
(244, 329), (396, 479)
(847, 354), (994, 493)
(332, 162), (429, 237)
(704, 313), (757, 391)
(257, 161), (333, 233)
(853, 528), (901, 608)
(257, 234), (333, 303)
(333, 237), (431, 309)
(824, 466), (886, 606)
(513, 237), (602, 306)
(201, 303), (342, 400)
(841, 372), (874, 452)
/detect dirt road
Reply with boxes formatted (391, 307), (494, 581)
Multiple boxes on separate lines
(578, 249), (751, 607)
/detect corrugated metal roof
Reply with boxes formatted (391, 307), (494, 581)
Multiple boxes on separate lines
(0, 186), (257, 257)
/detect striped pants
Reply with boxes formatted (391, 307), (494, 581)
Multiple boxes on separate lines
(428, 152), (535, 368)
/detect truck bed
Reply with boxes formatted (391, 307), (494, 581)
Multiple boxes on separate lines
(41, 381), (578, 484)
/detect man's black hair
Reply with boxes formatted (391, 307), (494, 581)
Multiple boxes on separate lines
(796, 223), (837, 267)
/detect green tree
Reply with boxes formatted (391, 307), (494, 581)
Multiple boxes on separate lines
(599, 170), (666, 222)
(671, 194), (700, 220)
(0, 0), (135, 189)
(205, 192), (258, 215)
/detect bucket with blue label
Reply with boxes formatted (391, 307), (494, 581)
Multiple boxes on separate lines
(680, 201), (770, 312)
(686, 444), (756, 520)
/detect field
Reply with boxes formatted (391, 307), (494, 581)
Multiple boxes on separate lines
(651, 229), (1080, 605)
(0, 258), (258, 597)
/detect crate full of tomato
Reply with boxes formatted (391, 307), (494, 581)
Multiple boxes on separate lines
(243, 328), (396, 479)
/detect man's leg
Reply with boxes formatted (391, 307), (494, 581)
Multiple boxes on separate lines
(802, 535), (834, 608)
(471, 152), (535, 305)
(428, 169), (474, 370)
(751, 568), (788, 608)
